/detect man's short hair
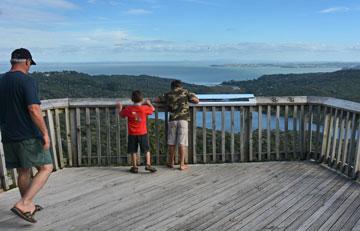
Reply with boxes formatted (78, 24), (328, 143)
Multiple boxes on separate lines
(131, 90), (143, 103)
(171, 80), (182, 90)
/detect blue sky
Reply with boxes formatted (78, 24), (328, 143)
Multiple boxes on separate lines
(0, 0), (360, 62)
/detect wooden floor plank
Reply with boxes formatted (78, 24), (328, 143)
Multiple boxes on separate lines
(237, 167), (332, 231)
(265, 172), (342, 230)
(0, 162), (358, 231)
(179, 163), (311, 231)
(329, 194), (360, 231)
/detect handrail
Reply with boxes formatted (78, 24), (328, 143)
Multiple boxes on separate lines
(0, 96), (359, 191)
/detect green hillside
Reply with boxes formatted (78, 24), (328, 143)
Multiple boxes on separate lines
(30, 71), (239, 100)
(222, 69), (360, 102)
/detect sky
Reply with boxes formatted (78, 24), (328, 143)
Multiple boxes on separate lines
(0, 0), (360, 63)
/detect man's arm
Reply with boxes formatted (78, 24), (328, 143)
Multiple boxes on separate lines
(28, 104), (50, 150)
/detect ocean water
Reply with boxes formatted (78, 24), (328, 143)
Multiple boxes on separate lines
(0, 62), (340, 85)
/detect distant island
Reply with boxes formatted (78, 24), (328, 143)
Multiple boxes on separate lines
(211, 62), (360, 69)
(29, 69), (360, 103)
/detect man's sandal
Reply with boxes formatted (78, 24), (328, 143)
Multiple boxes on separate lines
(11, 207), (37, 223)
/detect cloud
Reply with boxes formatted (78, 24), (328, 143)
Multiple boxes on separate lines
(124, 9), (152, 15)
(180, 0), (219, 6)
(1, 0), (78, 9)
(0, 25), (358, 62)
(319, 7), (350, 14)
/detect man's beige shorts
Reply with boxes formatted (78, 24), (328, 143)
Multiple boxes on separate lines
(168, 120), (188, 146)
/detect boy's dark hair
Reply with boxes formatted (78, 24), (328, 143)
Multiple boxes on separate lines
(171, 80), (182, 90)
(131, 90), (143, 103)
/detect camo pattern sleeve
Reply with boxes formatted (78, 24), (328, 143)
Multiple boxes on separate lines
(166, 88), (193, 121)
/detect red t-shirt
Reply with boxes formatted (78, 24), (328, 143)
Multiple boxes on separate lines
(120, 105), (154, 135)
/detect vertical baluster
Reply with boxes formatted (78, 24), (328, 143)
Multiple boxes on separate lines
(0, 132), (10, 190)
(230, 106), (235, 162)
(347, 113), (357, 176)
(85, 108), (91, 165)
(276, 105), (280, 160)
(55, 109), (64, 168)
(266, 105), (271, 160)
(341, 111), (351, 171)
(240, 107), (245, 162)
(202, 106), (207, 163)
(48, 110), (59, 170)
(10, 169), (18, 187)
(95, 108), (101, 165)
(116, 109), (121, 165)
(248, 107), (253, 161)
(65, 107), (73, 166)
(299, 105), (305, 159)
(314, 106), (322, 160)
(212, 106), (216, 162)
(192, 107), (197, 164)
(330, 109), (340, 166)
(154, 107), (160, 165)
(164, 112), (168, 164)
(76, 108), (82, 166)
(284, 105), (289, 159)
(258, 105), (262, 161)
(221, 106), (226, 162)
(337, 110), (345, 168)
(293, 105), (298, 159)
(353, 118), (360, 179)
(326, 109), (336, 163)
(320, 107), (330, 162)
(306, 105), (313, 159)
(106, 108), (111, 165)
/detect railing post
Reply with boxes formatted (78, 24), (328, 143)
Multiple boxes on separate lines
(353, 119), (360, 179)
(203, 106), (207, 163)
(65, 107), (73, 167)
(0, 132), (9, 191)
(275, 105), (280, 160)
(320, 107), (331, 162)
(47, 110), (59, 170)
(212, 106), (217, 162)
(55, 109), (65, 168)
(76, 108), (82, 166)
(258, 105), (262, 161)
(85, 108), (92, 166)
(70, 108), (78, 166)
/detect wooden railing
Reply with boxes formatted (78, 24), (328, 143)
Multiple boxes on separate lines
(0, 96), (360, 191)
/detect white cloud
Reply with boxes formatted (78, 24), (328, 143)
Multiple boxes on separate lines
(0, 25), (358, 62)
(125, 8), (152, 15)
(319, 7), (350, 14)
(2, 0), (78, 9)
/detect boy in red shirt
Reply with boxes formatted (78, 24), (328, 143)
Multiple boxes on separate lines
(117, 91), (157, 173)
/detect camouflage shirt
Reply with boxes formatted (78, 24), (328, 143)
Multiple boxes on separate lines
(159, 87), (196, 121)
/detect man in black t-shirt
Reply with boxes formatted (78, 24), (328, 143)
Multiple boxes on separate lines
(0, 48), (53, 223)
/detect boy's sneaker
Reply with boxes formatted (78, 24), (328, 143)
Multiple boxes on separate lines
(145, 165), (157, 173)
(130, 167), (138, 173)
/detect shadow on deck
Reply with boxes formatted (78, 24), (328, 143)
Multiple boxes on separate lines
(1, 162), (360, 231)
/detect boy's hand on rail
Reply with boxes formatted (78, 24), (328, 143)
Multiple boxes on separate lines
(116, 101), (123, 114)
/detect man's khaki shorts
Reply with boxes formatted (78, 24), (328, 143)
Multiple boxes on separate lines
(168, 120), (188, 146)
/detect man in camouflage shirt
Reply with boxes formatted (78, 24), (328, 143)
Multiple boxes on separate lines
(156, 80), (199, 170)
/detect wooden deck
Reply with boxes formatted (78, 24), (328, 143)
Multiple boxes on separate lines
(0, 162), (360, 231)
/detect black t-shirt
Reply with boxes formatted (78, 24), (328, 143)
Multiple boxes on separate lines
(0, 71), (42, 143)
